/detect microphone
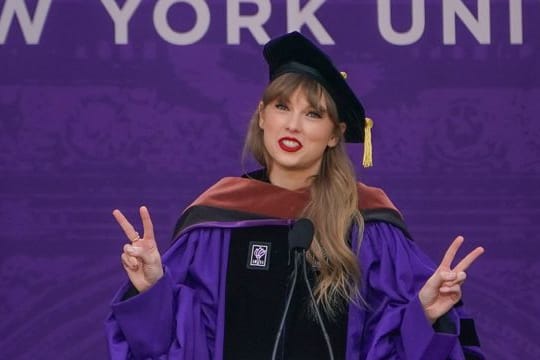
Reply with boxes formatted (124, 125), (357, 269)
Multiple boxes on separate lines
(271, 219), (334, 360)
(288, 218), (314, 252)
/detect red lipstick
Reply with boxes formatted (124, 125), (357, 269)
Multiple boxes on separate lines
(278, 137), (302, 152)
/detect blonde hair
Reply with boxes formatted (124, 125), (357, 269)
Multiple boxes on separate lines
(243, 73), (364, 316)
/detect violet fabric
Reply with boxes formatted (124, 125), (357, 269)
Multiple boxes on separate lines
(108, 225), (231, 359)
(106, 216), (481, 359)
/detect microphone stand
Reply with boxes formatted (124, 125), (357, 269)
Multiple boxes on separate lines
(300, 250), (335, 360)
(271, 218), (334, 360)
(270, 251), (301, 360)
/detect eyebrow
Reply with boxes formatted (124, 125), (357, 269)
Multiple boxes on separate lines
(274, 97), (328, 114)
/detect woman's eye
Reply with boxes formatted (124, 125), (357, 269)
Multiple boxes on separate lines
(307, 111), (322, 118)
(275, 103), (288, 111)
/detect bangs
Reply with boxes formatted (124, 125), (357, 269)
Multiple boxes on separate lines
(262, 73), (338, 119)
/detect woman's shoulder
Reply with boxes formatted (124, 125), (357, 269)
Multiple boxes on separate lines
(171, 175), (307, 238)
(172, 174), (410, 239)
(357, 181), (412, 239)
(356, 182), (398, 213)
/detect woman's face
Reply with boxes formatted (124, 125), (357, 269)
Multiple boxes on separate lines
(259, 87), (340, 184)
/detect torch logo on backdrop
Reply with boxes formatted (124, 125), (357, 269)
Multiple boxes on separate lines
(247, 242), (271, 270)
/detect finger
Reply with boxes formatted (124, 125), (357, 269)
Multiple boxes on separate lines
(439, 271), (457, 282)
(140, 206), (155, 240)
(128, 255), (139, 268)
(123, 243), (140, 257)
(440, 271), (467, 282)
(427, 270), (462, 291)
(121, 253), (138, 271)
(441, 271), (467, 287)
(439, 236), (464, 269)
(453, 246), (484, 272)
(113, 209), (140, 242)
(124, 243), (155, 264)
(440, 284), (462, 295)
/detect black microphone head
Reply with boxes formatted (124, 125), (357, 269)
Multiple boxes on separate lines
(288, 218), (314, 252)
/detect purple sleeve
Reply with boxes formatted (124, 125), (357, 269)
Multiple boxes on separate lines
(105, 227), (230, 360)
(350, 222), (484, 359)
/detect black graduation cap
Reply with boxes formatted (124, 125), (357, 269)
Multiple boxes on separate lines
(263, 31), (369, 148)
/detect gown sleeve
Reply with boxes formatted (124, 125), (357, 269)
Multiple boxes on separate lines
(105, 227), (229, 360)
(353, 222), (484, 360)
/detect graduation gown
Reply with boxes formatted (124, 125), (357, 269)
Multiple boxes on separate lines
(105, 174), (483, 360)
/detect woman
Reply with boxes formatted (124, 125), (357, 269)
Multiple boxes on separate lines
(106, 32), (484, 359)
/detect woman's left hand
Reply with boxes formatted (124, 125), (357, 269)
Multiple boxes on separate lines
(418, 236), (484, 324)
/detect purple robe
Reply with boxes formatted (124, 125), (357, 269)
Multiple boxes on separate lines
(105, 217), (483, 359)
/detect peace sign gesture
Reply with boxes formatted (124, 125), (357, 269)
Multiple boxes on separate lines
(418, 236), (484, 323)
(112, 206), (164, 293)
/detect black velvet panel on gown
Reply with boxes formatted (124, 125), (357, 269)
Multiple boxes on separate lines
(223, 225), (347, 360)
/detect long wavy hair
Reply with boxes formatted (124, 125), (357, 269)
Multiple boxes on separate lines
(243, 73), (364, 316)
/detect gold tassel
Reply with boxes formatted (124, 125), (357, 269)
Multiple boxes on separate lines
(362, 117), (373, 168)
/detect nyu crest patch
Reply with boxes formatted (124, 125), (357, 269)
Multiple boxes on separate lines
(246, 242), (271, 270)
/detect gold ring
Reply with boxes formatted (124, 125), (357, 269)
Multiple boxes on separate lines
(131, 233), (141, 242)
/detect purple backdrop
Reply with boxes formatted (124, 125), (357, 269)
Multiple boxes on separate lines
(1, 1), (539, 359)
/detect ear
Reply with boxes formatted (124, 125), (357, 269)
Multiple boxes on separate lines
(328, 122), (346, 148)
(258, 101), (265, 129)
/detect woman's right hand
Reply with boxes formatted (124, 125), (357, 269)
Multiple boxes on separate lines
(112, 206), (164, 293)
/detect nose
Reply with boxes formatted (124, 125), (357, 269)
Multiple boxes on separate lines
(285, 112), (302, 133)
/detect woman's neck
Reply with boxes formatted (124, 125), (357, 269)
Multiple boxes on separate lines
(268, 167), (315, 191)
